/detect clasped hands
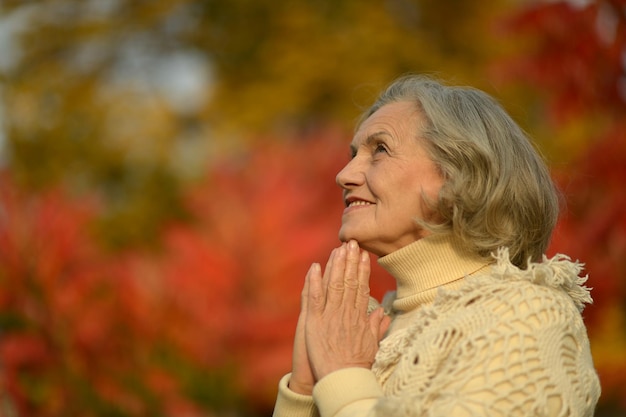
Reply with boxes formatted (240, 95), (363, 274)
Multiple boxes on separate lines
(289, 240), (391, 395)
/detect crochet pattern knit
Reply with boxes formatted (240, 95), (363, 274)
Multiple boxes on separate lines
(272, 237), (600, 417)
(372, 249), (600, 417)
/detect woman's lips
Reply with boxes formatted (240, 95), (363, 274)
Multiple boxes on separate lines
(343, 200), (374, 214)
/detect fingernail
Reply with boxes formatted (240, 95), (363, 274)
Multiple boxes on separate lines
(360, 251), (369, 262)
(349, 240), (358, 250)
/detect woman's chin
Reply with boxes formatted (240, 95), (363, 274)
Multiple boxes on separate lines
(340, 237), (381, 256)
(338, 229), (385, 255)
(338, 229), (359, 245)
(337, 228), (349, 243)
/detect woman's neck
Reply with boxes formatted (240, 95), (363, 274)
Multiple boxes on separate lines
(377, 234), (491, 313)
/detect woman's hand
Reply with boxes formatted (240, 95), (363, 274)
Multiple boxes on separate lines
(305, 240), (390, 381)
(288, 264), (317, 395)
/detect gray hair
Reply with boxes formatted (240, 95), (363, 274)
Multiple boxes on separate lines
(362, 75), (560, 267)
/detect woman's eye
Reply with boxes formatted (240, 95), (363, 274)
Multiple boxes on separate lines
(374, 143), (388, 154)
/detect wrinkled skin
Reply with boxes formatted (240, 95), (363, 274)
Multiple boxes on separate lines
(289, 240), (390, 395)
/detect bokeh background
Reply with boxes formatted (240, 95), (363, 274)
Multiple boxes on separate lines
(0, 0), (624, 416)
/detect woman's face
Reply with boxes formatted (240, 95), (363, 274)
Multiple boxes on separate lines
(336, 101), (444, 257)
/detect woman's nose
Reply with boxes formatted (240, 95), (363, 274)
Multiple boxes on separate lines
(336, 157), (364, 189)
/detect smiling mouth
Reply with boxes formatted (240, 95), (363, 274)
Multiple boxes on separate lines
(347, 200), (373, 208)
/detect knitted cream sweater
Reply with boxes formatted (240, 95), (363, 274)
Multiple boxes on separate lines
(273, 235), (601, 417)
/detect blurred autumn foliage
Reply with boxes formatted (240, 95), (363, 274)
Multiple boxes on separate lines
(0, 131), (394, 416)
(0, 0), (624, 416)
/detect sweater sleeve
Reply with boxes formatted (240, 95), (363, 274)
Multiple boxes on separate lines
(313, 368), (383, 417)
(273, 373), (319, 417)
(273, 368), (383, 417)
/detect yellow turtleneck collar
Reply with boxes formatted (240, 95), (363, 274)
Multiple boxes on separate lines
(377, 234), (491, 313)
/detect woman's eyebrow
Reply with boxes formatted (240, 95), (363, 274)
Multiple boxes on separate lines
(350, 131), (392, 154)
(365, 131), (393, 146)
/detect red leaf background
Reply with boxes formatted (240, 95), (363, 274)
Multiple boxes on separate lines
(0, 127), (395, 416)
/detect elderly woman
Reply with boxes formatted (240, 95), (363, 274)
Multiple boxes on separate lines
(273, 75), (600, 417)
